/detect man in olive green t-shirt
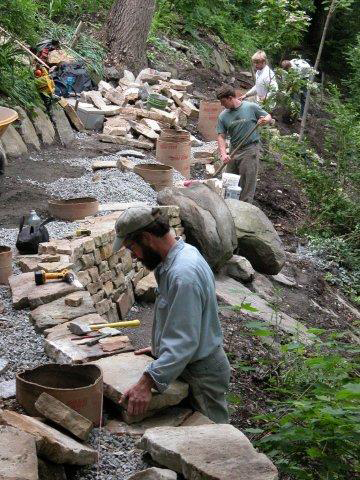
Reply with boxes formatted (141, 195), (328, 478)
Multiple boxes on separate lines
(216, 85), (272, 203)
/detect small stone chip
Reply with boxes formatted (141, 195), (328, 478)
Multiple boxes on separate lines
(65, 293), (84, 307)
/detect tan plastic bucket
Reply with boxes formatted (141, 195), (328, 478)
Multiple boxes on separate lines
(48, 197), (99, 221)
(16, 364), (103, 426)
(198, 100), (224, 141)
(134, 163), (173, 191)
(0, 246), (12, 285)
(156, 129), (191, 178)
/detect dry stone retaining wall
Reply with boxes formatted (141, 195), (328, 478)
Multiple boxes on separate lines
(38, 206), (182, 323)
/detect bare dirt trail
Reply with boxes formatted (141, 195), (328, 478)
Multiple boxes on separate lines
(0, 137), (122, 228)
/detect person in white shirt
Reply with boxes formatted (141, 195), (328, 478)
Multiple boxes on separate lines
(241, 50), (278, 108)
(281, 58), (312, 116)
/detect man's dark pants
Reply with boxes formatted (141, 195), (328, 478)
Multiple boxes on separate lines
(225, 142), (260, 203)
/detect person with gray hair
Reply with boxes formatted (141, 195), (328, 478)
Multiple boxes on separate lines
(113, 206), (231, 423)
(241, 50), (278, 107)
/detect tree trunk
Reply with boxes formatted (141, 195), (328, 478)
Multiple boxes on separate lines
(106, 0), (155, 75)
(299, 0), (337, 142)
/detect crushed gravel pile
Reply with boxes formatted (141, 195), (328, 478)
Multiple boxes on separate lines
(24, 150), (186, 205)
(70, 429), (149, 480)
(0, 287), (49, 381)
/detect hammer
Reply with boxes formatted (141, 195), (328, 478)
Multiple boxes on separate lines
(68, 319), (140, 336)
(34, 269), (83, 288)
(75, 327), (122, 346)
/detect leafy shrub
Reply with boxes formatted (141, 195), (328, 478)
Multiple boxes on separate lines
(150, 0), (257, 65)
(36, 0), (113, 20)
(255, 0), (314, 60)
(0, 42), (42, 110)
(0, 0), (40, 43)
(253, 339), (360, 479)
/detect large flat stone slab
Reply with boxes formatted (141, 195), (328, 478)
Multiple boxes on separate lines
(30, 291), (96, 332)
(0, 425), (38, 480)
(33, 107), (56, 145)
(9, 272), (80, 310)
(18, 255), (71, 273)
(90, 353), (189, 422)
(14, 106), (41, 151)
(106, 407), (192, 437)
(216, 275), (314, 344)
(51, 105), (74, 147)
(140, 425), (278, 480)
(44, 313), (134, 363)
(0, 410), (97, 466)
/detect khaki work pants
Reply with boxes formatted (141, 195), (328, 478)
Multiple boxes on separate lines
(180, 346), (231, 424)
(226, 142), (260, 203)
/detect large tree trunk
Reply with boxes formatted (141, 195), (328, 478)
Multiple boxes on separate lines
(106, 0), (155, 75)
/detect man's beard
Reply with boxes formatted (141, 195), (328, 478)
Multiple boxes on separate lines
(140, 244), (162, 270)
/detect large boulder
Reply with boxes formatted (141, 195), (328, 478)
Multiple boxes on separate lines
(158, 185), (237, 271)
(225, 199), (285, 275)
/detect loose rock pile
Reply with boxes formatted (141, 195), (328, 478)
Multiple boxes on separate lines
(74, 67), (200, 151)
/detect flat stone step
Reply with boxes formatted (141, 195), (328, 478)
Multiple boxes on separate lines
(215, 275), (315, 344)
(139, 424), (278, 480)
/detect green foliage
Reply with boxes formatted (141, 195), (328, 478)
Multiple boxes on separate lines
(150, 0), (257, 66)
(346, 33), (360, 108)
(0, 0), (40, 43)
(324, 85), (360, 195)
(255, 0), (314, 59)
(263, 88), (360, 300)
(267, 128), (359, 236)
(36, 0), (113, 20)
(0, 42), (42, 110)
(253, 340), (360, 479)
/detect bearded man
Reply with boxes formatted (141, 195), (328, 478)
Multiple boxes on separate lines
(112, 206), (230, 423)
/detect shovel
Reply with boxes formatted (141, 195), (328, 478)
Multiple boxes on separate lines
(211, 123), (260, 179)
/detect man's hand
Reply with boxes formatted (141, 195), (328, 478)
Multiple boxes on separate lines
(134, 347), (152, 356)
(257, 115), (271, 126)
(120, 373), (154, 416)
(221, 153), (231, 164)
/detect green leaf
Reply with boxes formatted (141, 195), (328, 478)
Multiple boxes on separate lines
(241, 302), (259, 312)
(226, 392), (242, 405)
(336, 383), (360, 398)
(245, 427), (264, 434)
(306, 447), (322, 458)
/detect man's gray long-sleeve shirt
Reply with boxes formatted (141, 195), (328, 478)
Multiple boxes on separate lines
(145, 239), (223, 393)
